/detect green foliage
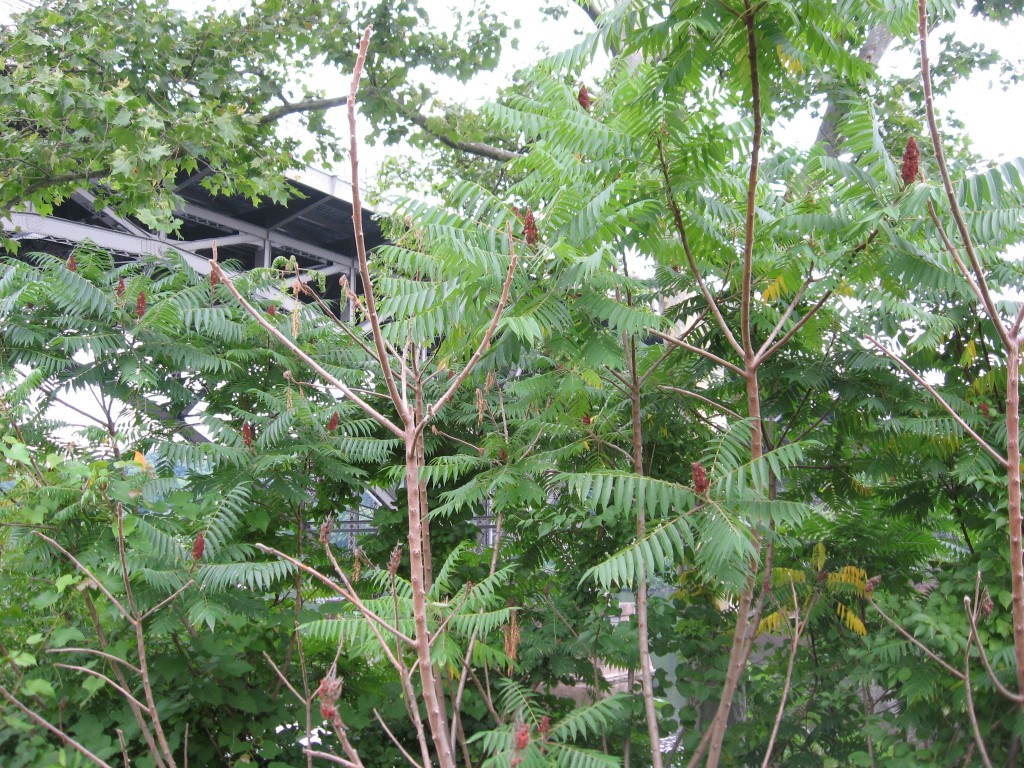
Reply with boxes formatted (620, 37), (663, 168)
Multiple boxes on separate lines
(4, 0), (1024, 766)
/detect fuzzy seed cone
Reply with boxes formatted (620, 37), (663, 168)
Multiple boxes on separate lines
(514, 722), (530, 752)
(116, 277), (125, 297)
(901, 136), (920, 186)
(242, 421), (253, 447)
(319, 518), (333, 544)
(578, 84), (591, 111)
(328, 412), (339, 432)
(192, 531), (205, 562)
(268, 303), (276, 317)
(691, 461), (709, 494)
(135, 291), (146, 318)
(388, 545), (403, 576)
(67, 254), (77, 272)
(523, 208), (538, 246)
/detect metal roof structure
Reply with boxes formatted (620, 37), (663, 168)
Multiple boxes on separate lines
(2, 165), (386, 306)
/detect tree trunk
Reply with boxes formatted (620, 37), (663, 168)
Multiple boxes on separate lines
(406, 437), (456, 768)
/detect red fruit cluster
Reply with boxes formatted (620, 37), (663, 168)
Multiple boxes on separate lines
(578, 84), (591, 111)
(210, 269), (219, 287)
(538, 715), (551, 736)
(581, 414), (592, 426)
(116, 277), (126, 298)
(268, 303), (277, 317)
(523, 209), (538, 246)
(901, 136), (920, 186)
(691, 461), (709, 494)
(980, 402), (990, 418)
(242, 421), (254, 447)
(514, 721), (530, 752)
(192, 531), (205, 562)
(135, 291), (146, 318)
(317, 672), (343, 722)
(328, 412), (339, 432)
(865, 574), (882, 594)
(67, 254), (77, 273)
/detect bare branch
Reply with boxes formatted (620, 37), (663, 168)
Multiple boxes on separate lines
(210, 261), (403, 438)
(403, 110), (522, 163)
(0, 684), (116, 768)
(963, 591), (995, 768)
(917, 0), (1011, 349)
(141, 579), (194, 622)
(47, 647), (142, 675)
(648, 329), (747, 377)
(868, 597), (965, 680)
(864, 335), (1007, 467)
(349, 29), (409, 421)
(374, 709), (424, 768)
(303, 748), (361, 768)
(659, 385), (742, 420)
(262, 651), (309, 705)
(53, 663), (151, 713)
(260, 95), (348, 125)
(254, 543), (414, 647)
(418, 223), (518, 435)
(657, 136), (744, 357)
(32, 531), (132, 621)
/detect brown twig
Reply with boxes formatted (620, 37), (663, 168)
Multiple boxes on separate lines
(963, 580), (995, 768)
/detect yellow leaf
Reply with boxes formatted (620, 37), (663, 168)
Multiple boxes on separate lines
(828, 566), (867, 593)
(757, 610), (784, 636)
(776, 45), (804, 75)
(836, 602), (867, 636)
(772, 568), (806, 587)
(133, 451), (147, 469)
(960, 339), (978, 366)
(814, 542), (826, 572)
(761, 275), (787, 302)
(835, 279), (855, 297)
